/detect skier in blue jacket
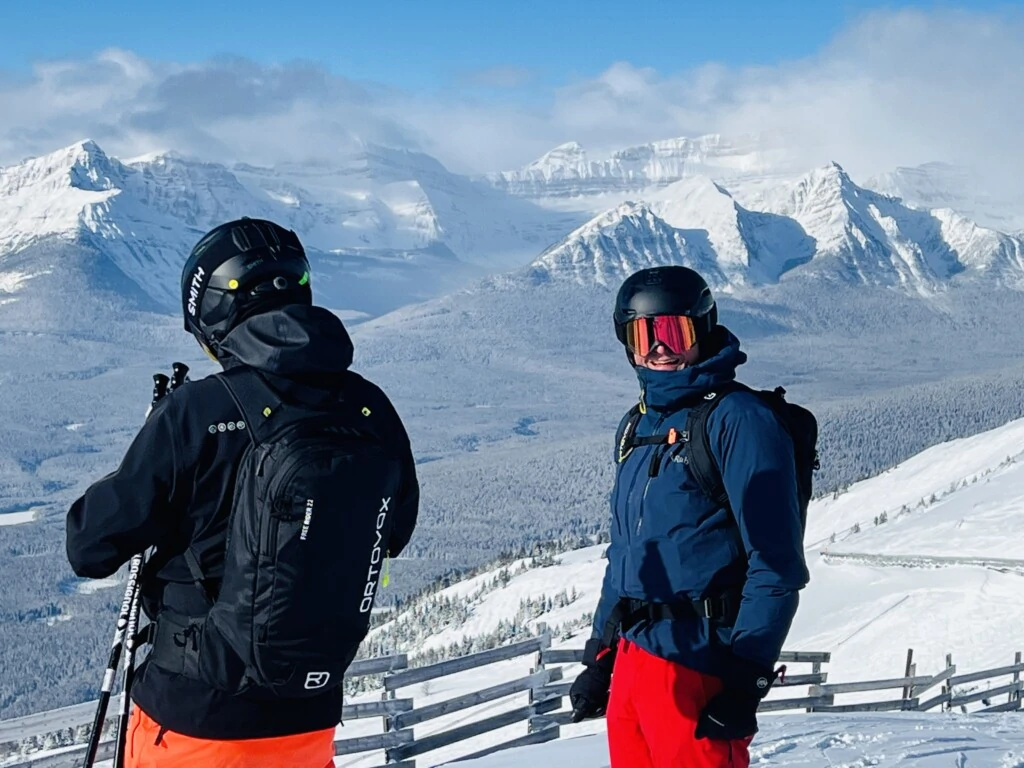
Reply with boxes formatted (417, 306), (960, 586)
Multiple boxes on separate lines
(569, 266), (810, 768)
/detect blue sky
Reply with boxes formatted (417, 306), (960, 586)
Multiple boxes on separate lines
(2, 0), (1016, 93)
(0, 2), (1020, 181)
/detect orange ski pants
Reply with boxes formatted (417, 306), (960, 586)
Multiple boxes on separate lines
(125, 705), (337, 768)
(606, 639), (753, 768)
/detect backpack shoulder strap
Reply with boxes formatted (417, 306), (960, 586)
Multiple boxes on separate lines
(218, 366), (286, 446)
(685, 382), (749, 507)
(615, 404), (644, 463)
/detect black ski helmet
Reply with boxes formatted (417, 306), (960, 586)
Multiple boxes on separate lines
(181, 217), (312, 353)
(614, 266), (718, 352)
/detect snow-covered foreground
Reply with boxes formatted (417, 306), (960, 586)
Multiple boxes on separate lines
(452, 712), (1024, 768)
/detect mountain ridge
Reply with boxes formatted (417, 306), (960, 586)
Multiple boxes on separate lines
(485, 133), (786, 202)
(508, 162), (1024, 293)
(0, 139), (582, 317)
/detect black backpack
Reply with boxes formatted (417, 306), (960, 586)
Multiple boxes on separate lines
(617, 382), (819, 530)
(177, 367), (404, 699)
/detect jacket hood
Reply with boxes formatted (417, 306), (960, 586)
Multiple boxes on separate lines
(218, 304), (354, 378)
(635, 326), (746, 412)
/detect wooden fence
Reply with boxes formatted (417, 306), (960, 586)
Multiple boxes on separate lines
(0, 638), (1020, 767)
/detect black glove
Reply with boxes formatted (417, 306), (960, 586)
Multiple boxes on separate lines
(569, 638), (617, 723)
(695, 656), (784, 741)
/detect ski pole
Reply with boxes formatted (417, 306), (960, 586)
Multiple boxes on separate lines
(82, 553), (142, 768)
(109, 555), (142, 768)
(82, 371), (172, 768)
(111, 363), (188, 768)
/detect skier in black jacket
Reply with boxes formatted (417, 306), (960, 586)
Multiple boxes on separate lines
(66, 218), (419, 768)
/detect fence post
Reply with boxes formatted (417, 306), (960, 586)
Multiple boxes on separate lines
(900, 649), (914, 709)
(942, 653), (953, 712)
(905, 661), (917, 710)
(1012, 651), (1022, 704)
(527, 623), (548, 731)
(381, 666), (403, 765)
(806, 659), (823, 713)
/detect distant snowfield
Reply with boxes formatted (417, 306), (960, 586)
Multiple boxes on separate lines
(0, 271), (48, 294)
(450, 712), (1024, 768)
(0, 508), (39, 526)
(332, 309), (374, 322)
(74, 577), (120, 595)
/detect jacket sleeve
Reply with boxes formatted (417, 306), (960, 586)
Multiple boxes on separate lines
(65, 401), (178, 579)
(385, 413), (419, 558)
(709, 394), (809, 668)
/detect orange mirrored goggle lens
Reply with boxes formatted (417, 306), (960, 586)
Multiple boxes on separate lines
(625, 315), (698, 357)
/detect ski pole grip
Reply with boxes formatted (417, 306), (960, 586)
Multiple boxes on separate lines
(151, 374), (169, 406)
(170, 362), (189, 392)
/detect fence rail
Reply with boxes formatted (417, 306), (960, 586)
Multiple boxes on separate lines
(1, 637), (1020, 768)
(820, 550), (1024, 574)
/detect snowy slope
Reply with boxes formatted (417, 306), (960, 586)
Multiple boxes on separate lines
(452, 713), (1024, 768)
(364, 413), (1024, 688)
(318, 414), (1024, 766)
(486, 134), (786, 204)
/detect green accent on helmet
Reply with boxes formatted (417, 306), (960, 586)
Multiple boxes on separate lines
(299, 271), (309, 286)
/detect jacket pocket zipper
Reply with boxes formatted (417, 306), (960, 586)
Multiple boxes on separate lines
(637, 442), (670, 534)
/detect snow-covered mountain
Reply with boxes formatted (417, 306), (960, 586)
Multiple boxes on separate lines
(521, 202), (727, 289)
(489, 135), (1024, 251)
(231, 145), (585, 268)
(756, 163), (1024, 287)
(515, 163), (1024, 292)
(0, 140), (582, 318)
(486, 134), (788, 205)
(866, 162), (1024, 233)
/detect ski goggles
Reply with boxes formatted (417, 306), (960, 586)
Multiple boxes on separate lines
(623, 315), (699, 357)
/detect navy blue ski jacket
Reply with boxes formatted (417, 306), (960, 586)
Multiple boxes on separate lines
(592, 327), (809, 674)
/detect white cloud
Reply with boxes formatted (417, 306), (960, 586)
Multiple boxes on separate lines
(0, 7), (1020, 202)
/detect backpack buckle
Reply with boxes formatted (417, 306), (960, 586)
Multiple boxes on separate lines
(701, 597), (717, 618)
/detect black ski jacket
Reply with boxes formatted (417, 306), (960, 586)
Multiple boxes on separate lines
(66, 304), (419, 739)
